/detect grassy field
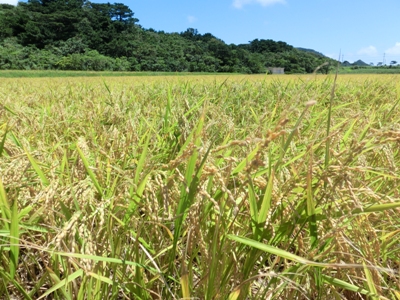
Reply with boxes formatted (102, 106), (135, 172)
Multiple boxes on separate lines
(339, 67), (400, 75)
(0, 74), (400, 299)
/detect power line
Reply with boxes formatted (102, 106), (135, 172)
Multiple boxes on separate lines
(331, 52), (400, 64)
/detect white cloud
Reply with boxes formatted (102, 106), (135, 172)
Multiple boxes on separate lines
(187, 15), (197, 23)
(357, 46), (378, 56)
(386, 42), (400, 55)
(233, 0), (285, 9)
(0, 0), (18, 5)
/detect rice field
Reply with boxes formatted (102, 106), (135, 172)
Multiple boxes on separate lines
(0, 74), (400, 299)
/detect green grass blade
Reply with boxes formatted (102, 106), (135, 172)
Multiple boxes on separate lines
(9, 131), (22, 148)
(38, 269), (83, 300)
(227, 234), (312, 265)
(134, 131), (151, 186)
(171, 113), (210, 265)
(163, 86), (172, 133)
(384, 97), (400, 121)
(173, 143), (211, 245)
(275, 104), (312, 172)
(0, 124), (7, 158)
(232, 145), (260, 175)
(321, 274), (378, 298)
(0, 178), (11, 229)
(88, 271), (113, 285)
(247, 179), (258, 236)
(24, 147), (50, 187)
(180, 273), (190, 300)
(306, 153), (317, 249)
(228, 289), (240, 300)
(352, 201), (400, 214)
(206, 216), (221, 299)
(77, 146), (103, 197)
(2, 104), (17, 116)
(363, 262), (379, 299)
(9, 197), (19, 280)
(257, 170), (274, 225)
(341, 118), (358, 146)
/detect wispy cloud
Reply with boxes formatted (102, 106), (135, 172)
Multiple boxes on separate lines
(187, 15), (198, 23)
(233, 0), (285, 9)
(386, 42), (400, 55)
(0, 0), (18, 5)
(357, 46), (378, 56)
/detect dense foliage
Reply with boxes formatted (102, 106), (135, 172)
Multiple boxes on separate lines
(0, 1), (336, 73)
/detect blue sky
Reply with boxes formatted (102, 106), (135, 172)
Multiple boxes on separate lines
(2, 0), (400, 65)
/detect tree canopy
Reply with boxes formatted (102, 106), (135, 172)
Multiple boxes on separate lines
(0, 1), (335, 73)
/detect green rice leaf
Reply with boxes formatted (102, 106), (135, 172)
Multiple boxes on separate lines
(0, 124), (7, 158)
(38, 269), (83, 300)
(227, 234), (312, 265)
(134, 131), (150, 186)
(306, 153), (317, 249)
(247, 179), (258, 236)
(180, 273), (190, 299)
(0, 178), (11, 229)
(232, 145), (259, 175)
(257, 170), (274, 225)
(77, 146), (103, 197)
(321, 274), (378, 298)
(363, 261), (379, 299)
(24, 147), (50, 186)
(9, 198), (19, 279)
(88, 271), (113, 285)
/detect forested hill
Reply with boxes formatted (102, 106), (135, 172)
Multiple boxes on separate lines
(0, 1), (335, 73)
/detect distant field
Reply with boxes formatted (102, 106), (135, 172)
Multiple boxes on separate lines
(339, 67), (400, 74)
(1, 74), (399, 299)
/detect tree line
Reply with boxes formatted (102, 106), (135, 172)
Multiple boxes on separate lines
(0, 0), (336, 73)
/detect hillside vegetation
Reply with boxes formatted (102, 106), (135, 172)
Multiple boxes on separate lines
(0, 74), (400, 298)
(0, 1), (335, 73)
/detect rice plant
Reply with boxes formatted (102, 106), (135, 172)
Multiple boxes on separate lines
(0, 74), (399, 299)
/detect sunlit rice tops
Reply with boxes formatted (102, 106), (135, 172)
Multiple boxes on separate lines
(0, 74), (399, 299)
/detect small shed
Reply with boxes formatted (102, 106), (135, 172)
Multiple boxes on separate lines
(267, 67), (285, 74)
